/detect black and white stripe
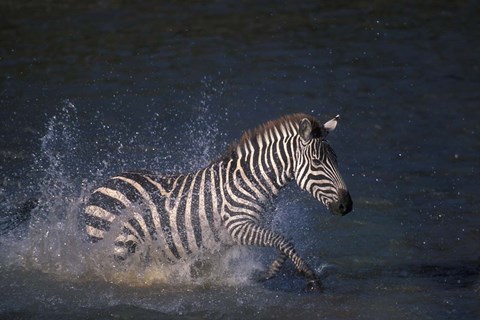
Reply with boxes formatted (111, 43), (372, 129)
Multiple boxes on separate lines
(83, 113), (352, 289)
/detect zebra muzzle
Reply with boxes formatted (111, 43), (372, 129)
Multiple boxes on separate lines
(329, 189), (353, 216)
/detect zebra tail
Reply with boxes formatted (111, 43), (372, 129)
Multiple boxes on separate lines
(0, 198), (38, 235)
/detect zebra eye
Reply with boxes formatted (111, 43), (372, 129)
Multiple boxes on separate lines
(312, 159), (322, 166)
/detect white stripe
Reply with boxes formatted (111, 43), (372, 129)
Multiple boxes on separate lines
(198, 169), (209, 244)
(142, 175), (170, 196)
(210, 165), (223, 234)
(86, 225), (104, 238)
(85, 205), (116, 222)
(247, 139), (269, 195)
(96, 187), (130, 206)
(115, 233), (139, 244)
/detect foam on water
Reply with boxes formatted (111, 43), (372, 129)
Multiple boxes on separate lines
(0, 95), (265, 289)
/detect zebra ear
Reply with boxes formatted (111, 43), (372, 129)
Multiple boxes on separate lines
(299, 118), (313, 141)
(323, 115), (340, 133)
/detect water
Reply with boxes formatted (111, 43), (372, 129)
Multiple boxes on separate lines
(1, 1), (479, 319)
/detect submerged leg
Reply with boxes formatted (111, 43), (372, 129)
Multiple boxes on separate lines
(229, 221), (321, 290)
(264, 252), (288, 280)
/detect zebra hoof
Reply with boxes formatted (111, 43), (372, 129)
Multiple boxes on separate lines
(306, 279), (322, 291)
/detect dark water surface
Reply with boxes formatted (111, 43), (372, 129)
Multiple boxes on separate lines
(1, 1), (479, 319)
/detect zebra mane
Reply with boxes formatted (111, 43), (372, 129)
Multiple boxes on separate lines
(223, 113), (320, 160)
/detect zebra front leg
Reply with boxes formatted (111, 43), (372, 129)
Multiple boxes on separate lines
(230, 221), (321, 290)
(263, 252), (288, 280)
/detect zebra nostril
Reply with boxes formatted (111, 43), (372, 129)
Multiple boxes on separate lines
(335, 189), (352, 215)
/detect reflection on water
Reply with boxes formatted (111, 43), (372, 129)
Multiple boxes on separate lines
(1, 1), (479, 319)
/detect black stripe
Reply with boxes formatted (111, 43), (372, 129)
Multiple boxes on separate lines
(274, 130), (288, 176)
(128, 218), (146, 242)
(87, 190), (125, 215)
(142, 212), (157, 241)
(87, 235), (102, 243)
(267, 129), (283, 189)
(175, 174), (192, 254)
(85, 214), (110, 231)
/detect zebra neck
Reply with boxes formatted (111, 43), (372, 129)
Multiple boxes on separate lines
(231, 134), (297, 198)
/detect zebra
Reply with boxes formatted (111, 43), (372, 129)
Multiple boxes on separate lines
(83, 113), (352, 290)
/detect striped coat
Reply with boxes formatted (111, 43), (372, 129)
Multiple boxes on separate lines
(84, 113), (352, 289)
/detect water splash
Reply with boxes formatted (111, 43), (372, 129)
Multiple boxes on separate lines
(2, 102), (90, 278)
(0, 92), (264, 288)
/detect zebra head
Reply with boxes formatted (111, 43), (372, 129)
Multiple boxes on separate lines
(294, 115), (353, 216)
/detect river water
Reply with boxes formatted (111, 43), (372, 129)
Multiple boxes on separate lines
(1, 1), (479, 319)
